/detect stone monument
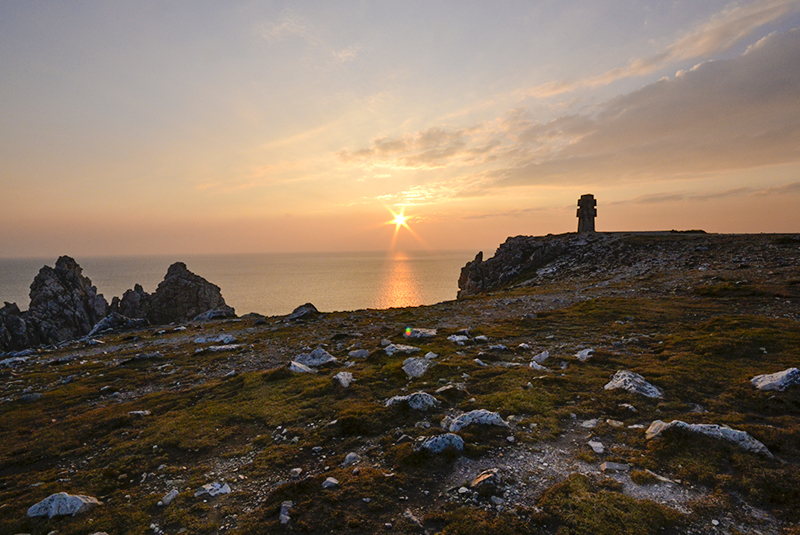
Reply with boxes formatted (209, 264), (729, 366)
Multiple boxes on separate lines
(577, 194), (596, 233)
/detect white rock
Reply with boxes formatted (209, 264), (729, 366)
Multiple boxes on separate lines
(529, 361), (549, 372)
(532, 350), (550, 364)
(424, 351), (438, 359)
(604, 370), (663, 398)
(161, 489), (179, 506)
(402, 357), (429, 378)
(448, 409), (508, 432)
(288, 361), (317, 374)
(341, 452), (360, 467)
(128, 410), (151, 417)
(575, 348), (595, 362)
(751, 368), (800, 391)
(194, 334), (237, 345)
(474, 358), (487, 367)
(588, 440), (605, 454)
(289, 468), (303, 478)
(294, 347), (336, 367)
(448, 334), (469, 345)
(385, 344), (421, 356)
(348, 349), (370, 359)
(334, 372), (354, 388)
(194, 482), (231, 497)
(646, 420), (773, 458)
(27, 492), (102, 518)
(518, 343), (532, 350)
(405, 328), (437, 338)
(279, 500), (293, 524)
(474, 335), (489, 343)
(580, 419), (599, 428)
(386, 391), (440, 410)
(419, 433), (464, 453)
(322, 477), (339, 489)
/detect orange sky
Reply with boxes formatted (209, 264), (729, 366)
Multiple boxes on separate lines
(2, 1), (800, 258)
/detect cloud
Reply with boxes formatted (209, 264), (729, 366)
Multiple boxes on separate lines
(525, 0), (800, 97)
(339, 28), (800, 201)
(261, 10), (321, 45)
(608, 182), (800, 206)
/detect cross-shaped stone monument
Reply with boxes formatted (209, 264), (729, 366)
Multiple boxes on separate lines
(577, 194), (596, 233)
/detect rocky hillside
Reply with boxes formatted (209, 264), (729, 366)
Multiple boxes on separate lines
(1, 232), (799, 535)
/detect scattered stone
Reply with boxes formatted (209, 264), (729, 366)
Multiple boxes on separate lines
(604, 370), (663, 398)
(342, 452), (360, 467)
(27, 492), (102, 518)
(532, 350), (550, 364)
(580, 419), (599, 428)
(518, 343), (532, 350)
(288, 361), (316, 374)
(424, 351), (438, 359)
(529, 361), (549, 371)
(751, 367), (800, 391)
(474, 358), (488, 367)
(386, 391), (440, 410)
(193, 305), (236, 321)
(294, 347), (336, 367)
(646, 420), (773, 457)
(128, 410), (151, 417)
(385, 344), (421, 356)
(474, 335), (489, 343)
(348, 349), (370, 359)
(322, 477), (339, 489)
(20, 393), (43, 402)
(448, 334), (469, 345)
(160, 489), (179, 506)
(289, 468), (303, 478)
(488, 344), (508, 351)
(285, 303), (320, 322)
(575, 348), (595, 362)
(620, 403), (637, 412)
(279, 500), (293, 524)
(588, 440), (605, 454)
(606, 419), (624, 428)
(193, 482), (231, 497)
(333, 371), (354, 388)
(87, 312), (148, 337)
(419, 433), (464, 454)
(405, 328), (436, 338)
(448, 409), (508, 432)
(194, 334), (237, 345)
(600, 462), (630, 473)
(470, 468), (501, 496)
(402, 357), (429, 378)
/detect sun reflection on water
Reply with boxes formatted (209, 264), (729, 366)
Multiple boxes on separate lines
(376, 251), (421, 309)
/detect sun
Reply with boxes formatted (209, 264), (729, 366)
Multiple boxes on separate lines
(393, 213), (407, 228)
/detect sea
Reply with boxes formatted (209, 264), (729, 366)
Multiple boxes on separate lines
(0, 250), (476, 317)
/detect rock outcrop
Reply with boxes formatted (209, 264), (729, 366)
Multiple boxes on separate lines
(28, 492), (102, 518)
(110, 262), (233, 325)
(646, 420), (773, 458)
(0, 302), (31, 352)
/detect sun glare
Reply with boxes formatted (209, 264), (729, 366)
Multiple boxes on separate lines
(394, 213), (407, 227)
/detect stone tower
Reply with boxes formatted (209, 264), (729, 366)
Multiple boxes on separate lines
(577, 194), (596, 233)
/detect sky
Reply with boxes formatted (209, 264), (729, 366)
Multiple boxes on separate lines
(2, 0), (800, 258)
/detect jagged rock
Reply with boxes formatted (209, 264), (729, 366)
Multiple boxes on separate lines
(529, 361), (549, 371)
(448, 334), (469, 345)
(193, 305), (237, 321)
(111, 263), (232, 326)
(405, 328), (437, 338)
(194, 482), (231, 497)
(23, 257), (109, 347)
(448, 409), (508, 432)
(288, 361), (317, 374)
(285, 303), (320, 322)
(322, 477), (339, 489)
(402, 357), (429, 378)
(294, 347), (336, 367)
(418, 433), (464, 454)
(348, 349), (370, 359)
(27, 492), (102, 518)
(532, 350), (549, 364)
(470, 468), (501, 496)
(386, 391), (440, 410)
(385, 344), (420, 356)
(588, 440), (605, 454)
(279, 500), (293, 524)
(87, 312), (148, 337)
(575, 348), (594, 361)
(0, 302), (32, 352)
(604, 370), (663, 398)
(334, 371), (354, 388)
(751, 368), (800, 391)
(646, 420), (773, 458)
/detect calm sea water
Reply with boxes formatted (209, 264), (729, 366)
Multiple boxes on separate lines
(0, 251), (474, 317)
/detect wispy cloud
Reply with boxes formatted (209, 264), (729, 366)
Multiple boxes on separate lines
(525, 0), (800, 97)
(261, 10), (321, 45)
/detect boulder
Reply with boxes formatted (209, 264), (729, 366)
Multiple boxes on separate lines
(193, 305), (237, 321)
(26, 256), (109, 346)
(751, 368), (800, 391)
(334, 371), (354, 388)
(322, 477), (339, 489)
(285, 302), (320, 322)
(385, 344), (421, 356)
(294, 347), (336, 367)
(645, 420), (773, 458)
(405, 327), (437, 338)
(448, 409), (508, 432)
(348, 349), (370, 359)
(604, 370), (663, 398)
(0, 302), (32, 352)
(194, 334), (238, 345)
(418, 433), (464, 454)
(341, 452), (360, 467)
(27, 492), (102, 518)
(402, 357), (429, 378)
(386, 391), (440, 410)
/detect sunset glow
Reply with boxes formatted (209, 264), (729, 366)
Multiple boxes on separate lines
(2, 1), (799, 258)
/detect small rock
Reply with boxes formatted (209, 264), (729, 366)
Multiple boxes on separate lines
(386, 344), (421, 356)
(334, 371), (354, 388)
(405, 328), (437, 338)
(529, 361), (549, 371)
(600, 462), (630, 473)
(348, 349), (370, 359)
(470, 468), (500, 495)
(285, 303), (320, 322)
(419, 433), (464, 454)
(751, 368), (800, 391)
(581, 419), (599, 429)
(193, 482), (231, 497)
(288, 361), (317, 374)
(448, 334), (470, 345)
(532, 350), (550, 363)
(193, 334), (237, 345)
(402, 357), (429, 378)
(606, 419), (624, 428)
(342, 452), (360, 467)
(128, 410), (151, 417)
(474, 335), (489, 343)
(448, 409), (508, 432)
(279, 500), (293, 524)
(294, 347), (336, 367)
(386, 391), (440, 410)
(27, 492), (102, 518)
(160, 489), (179, 506)
(322, 477), (339, 489)
(575, 348), (595, 362)
(604, 370), (663, 398)
(588, 440), (605, 454)
(289, 468), (303, 478)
